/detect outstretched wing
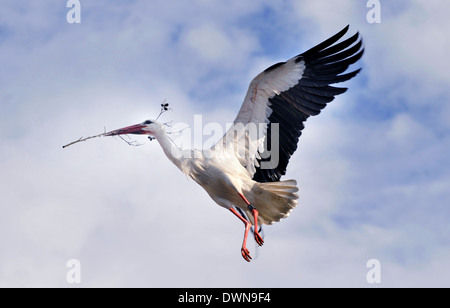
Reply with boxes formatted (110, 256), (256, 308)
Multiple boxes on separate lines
(216, 25), (364, 182)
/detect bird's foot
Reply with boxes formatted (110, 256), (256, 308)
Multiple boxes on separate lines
(241, 247), (252, 262)
(254, 230), (264, 246)
(247, 205), (264, 246)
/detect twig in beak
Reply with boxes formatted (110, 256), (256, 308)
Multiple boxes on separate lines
(115, 134), (143, 147)
(62, 129), (143, 149)
(62, 132), (107, 148)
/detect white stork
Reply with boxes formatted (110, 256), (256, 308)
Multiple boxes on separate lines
(101, 25), (364, 261)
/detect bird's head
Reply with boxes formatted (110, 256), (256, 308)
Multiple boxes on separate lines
(104, 119), (164, 139)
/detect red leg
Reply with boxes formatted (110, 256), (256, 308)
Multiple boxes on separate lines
(251, 208), (264, 246)
(230, 207), (252, 262)
(238, 194), (264, 246)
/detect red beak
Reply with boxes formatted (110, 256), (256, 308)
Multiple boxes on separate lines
(104, 124), (147, 136)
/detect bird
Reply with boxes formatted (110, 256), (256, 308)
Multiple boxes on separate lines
(101, 25), (364, 261)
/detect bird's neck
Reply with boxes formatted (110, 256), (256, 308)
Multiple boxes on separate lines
(155, 131), (187, 173)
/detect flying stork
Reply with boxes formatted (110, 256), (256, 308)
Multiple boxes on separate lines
(88, 25), (364, 261)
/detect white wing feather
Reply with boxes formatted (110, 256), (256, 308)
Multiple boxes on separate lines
(216, 57), (306, 177)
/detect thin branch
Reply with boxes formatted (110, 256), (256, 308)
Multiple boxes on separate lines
(116, 134), (144, 147)
(62, 133), (107, 148)
(156, 99), (172, 120)
(167, 125), (190, 137)
(63, 127), (143, 149)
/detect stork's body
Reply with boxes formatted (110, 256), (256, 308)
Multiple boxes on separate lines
(103, 26), (364, 261)
(144, 127), (297, 260)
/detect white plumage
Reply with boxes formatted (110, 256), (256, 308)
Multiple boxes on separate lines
(103, 25), (364, 261)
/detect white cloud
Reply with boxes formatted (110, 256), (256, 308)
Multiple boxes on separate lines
(182, 25), (233, 62)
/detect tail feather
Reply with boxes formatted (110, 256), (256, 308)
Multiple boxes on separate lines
(246, 179), (299, 225)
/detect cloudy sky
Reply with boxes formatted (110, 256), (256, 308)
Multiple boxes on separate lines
(1, 0), (449, 287)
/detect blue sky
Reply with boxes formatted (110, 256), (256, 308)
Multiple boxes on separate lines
(1, 0), (449, 287)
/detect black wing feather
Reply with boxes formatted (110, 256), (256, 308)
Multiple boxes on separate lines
(252, 25), (364, 183)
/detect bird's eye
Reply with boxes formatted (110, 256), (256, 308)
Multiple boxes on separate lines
(143, 120), (153, 125)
